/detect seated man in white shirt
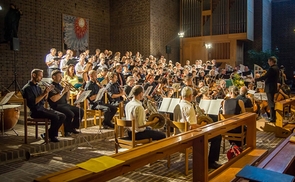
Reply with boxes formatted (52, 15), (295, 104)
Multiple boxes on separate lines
(125, 85), (166, 141)
(178, 86), (222, 169)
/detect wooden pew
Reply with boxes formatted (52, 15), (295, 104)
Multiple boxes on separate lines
(34, 113), (258, 182)
(275, 97), (295, 137)
(257, 132), (295, 176)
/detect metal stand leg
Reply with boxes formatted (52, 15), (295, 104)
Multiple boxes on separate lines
(11, 128), (18, 136)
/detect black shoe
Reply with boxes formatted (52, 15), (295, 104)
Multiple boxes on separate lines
(71, 129), (80, 134)
(64, 132), (72, 137)
(209, 162), (222, 169)
(103, 125), (111, 129)
(40, 133), (45, 139)
(50, 137), (60, 142)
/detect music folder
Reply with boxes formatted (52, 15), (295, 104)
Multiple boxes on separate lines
(74, 90), (92, 104)
(158, 98), (181, 113)
(199, 99), (223, 115)
(0, 92), (15, 106)
(236, 165), (294, 182)
(95, 87), (107, 102)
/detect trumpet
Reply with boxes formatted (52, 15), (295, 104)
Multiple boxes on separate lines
(39, 81), (61, 94)
(60, 80), (79, 92)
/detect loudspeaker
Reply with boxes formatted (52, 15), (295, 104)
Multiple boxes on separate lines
(11, 38), (19, 51)
(166, 45), (171, 54)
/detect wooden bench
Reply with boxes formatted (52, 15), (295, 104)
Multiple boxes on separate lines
(275, 97), (295, 137)
(257, 132), (295, 176)
(34, 113), (258, 182)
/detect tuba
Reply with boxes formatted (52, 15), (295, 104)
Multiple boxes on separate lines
(143, 98), (166, 129)
(193, 102), (214, 125)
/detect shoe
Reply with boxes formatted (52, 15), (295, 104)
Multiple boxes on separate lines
(40, 133), (45, 139)
(209, 162), (222, 169)
(64, 132), (72, 137)
(50, 137), (60, 142)
(71, 129), (80, 134)
(103, 125), (111, 129)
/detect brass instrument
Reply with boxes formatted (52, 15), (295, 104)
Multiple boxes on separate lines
(60, 80), (79, 92)
(143, 98), (166, 129)
(192, 102), (213, 125)
(39, 81), (60, 94)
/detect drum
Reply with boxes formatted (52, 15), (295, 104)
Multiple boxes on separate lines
(0, 105), (21, 131)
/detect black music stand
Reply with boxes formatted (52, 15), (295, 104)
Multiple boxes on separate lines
(7, 50), (21, 92)
(71, 90), (93, 151)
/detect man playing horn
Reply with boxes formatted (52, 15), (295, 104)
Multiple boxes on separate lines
(125, 85), (166, 141)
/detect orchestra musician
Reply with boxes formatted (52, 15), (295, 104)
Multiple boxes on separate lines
(124, 76), (135, 97)
(48, 70), (83, 136)
(63, 64), (83, 93)
(84, 70), (117, 129)
(223, 86), (246, 147)
(255, 56), (280, 123)
(106, 72), (126, 106)
(125, 85), (166, 140)
(22, 69), (65, 142)
(178, 86), (222, 169)
(97, 67), (109, 86)
(45, 48), (59, 77)
(236, 86), (253, 108)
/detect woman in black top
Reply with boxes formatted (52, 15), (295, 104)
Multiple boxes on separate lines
(223, 86), (246, 147)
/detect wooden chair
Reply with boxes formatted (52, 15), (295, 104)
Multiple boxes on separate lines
(245, 107), (254, 113)
(171, 121), (191, 175)
(114, 117), (152, 153)
(23, 99), (50, 144)
(220, 114), (247, 153)
(83, 99), (102, 129)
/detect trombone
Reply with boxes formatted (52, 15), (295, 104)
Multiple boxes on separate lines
(60, 80), (80, 92)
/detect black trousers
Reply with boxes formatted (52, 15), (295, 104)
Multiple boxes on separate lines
(92, 103), (117, 127)
(128, 127), (166, 141)
(266, 92), (275, 121)
(52, 104), (84, 132)
(31, 109), (65, 138)
(208, 135), (222, 163)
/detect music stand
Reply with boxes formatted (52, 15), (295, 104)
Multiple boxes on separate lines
(71, 90), (93, 151)
(0, 92), (16, 135)
(7, 51), (21, 92)
(92, 88), (107, 138)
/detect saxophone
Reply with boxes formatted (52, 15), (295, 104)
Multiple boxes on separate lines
(193, 102), (214, 125)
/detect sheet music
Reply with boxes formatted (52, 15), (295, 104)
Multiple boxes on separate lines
(199, 99), (211, 114)
(95, 88), (107, 102)
(158, 98), (171, 113)
(256, 81), (265, 89)
(239, 64), (245, 72)
(254, 93), (268, 101)
(199, 99), (223, 115)
(144, 86), (153, 97)
(74, 90), (92, 104)
(248, 90), (256, 95)
(207, 99), (223, 115)
(0, 92), (15, 105)
(167, 98), (180, 113)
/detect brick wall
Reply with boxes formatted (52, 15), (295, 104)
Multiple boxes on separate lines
(0, 0), (110, 91)
(110, 0), (151, 57)
(150, 0), (180, 62)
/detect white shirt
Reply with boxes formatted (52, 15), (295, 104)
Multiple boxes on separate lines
(125, 98), (146, 132)
(45, 53), (58, 68)
(75, 62), (85, 77)
(178, 100), (197, 124)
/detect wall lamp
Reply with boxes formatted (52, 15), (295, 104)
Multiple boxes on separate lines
(205, 43), (212, 49)
(178, 32), (184, 38)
